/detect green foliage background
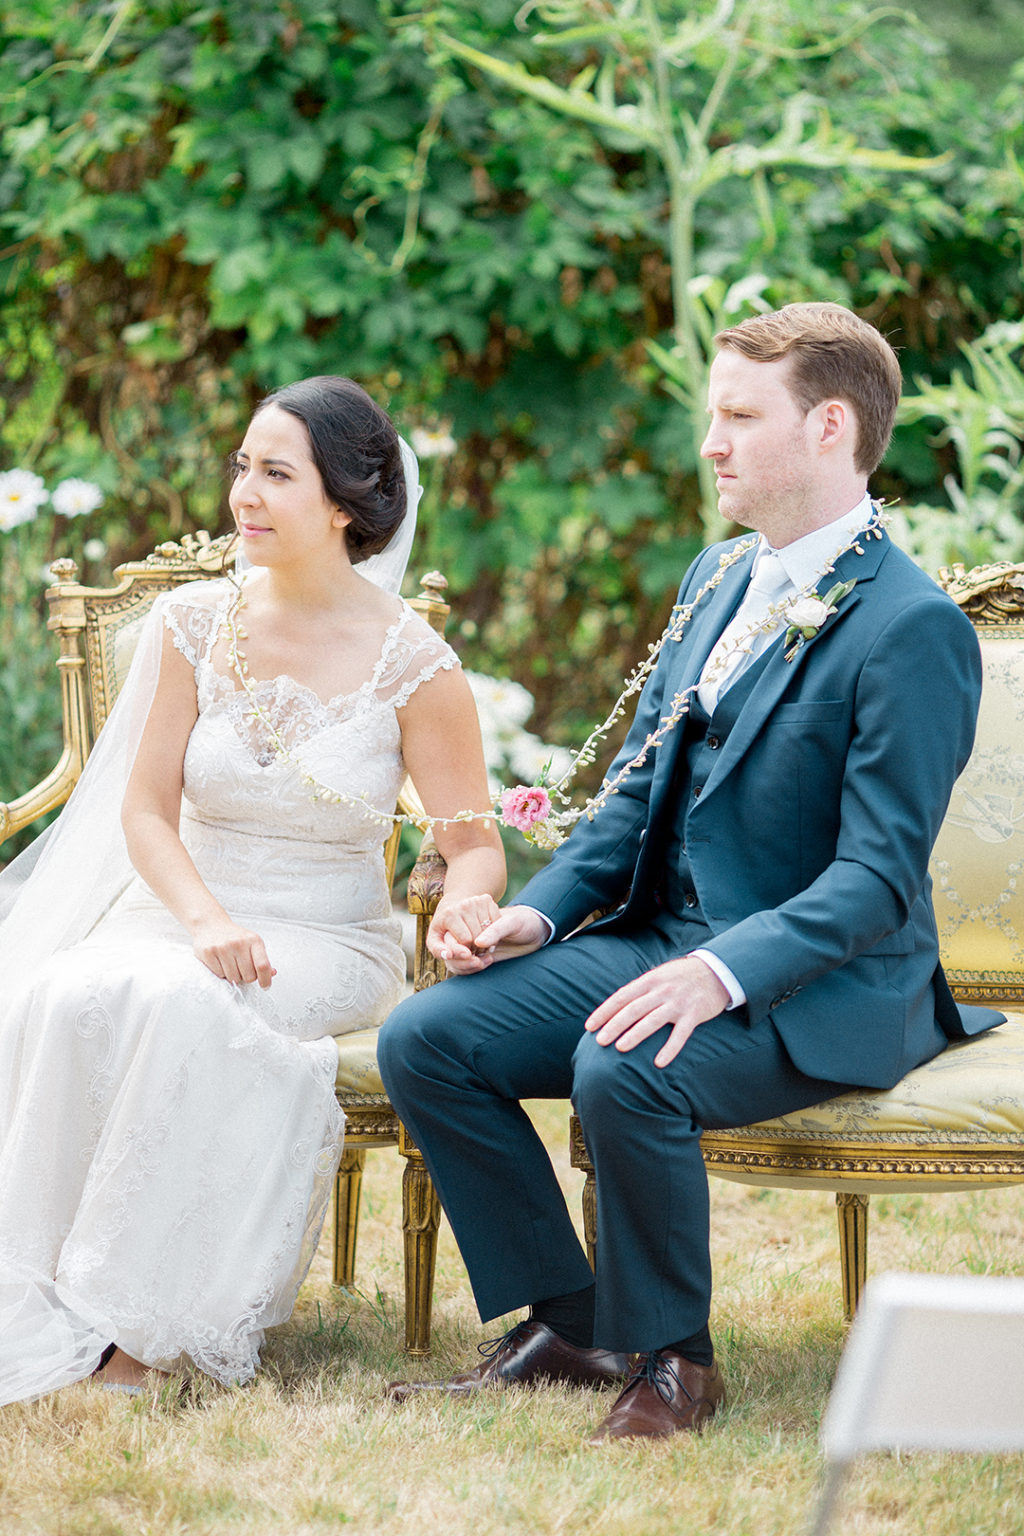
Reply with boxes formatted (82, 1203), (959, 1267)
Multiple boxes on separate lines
(1, 0), (1023, 825)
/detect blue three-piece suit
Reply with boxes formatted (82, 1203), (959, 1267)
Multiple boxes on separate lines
(379, 529), (1002, 1353)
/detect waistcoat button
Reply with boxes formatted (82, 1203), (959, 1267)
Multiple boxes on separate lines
(707, 735), (721, 749)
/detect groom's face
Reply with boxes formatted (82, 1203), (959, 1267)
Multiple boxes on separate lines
(701, 350), (824, 544)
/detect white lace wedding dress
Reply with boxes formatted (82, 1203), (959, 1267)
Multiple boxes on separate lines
(0, 575), (456, 1404)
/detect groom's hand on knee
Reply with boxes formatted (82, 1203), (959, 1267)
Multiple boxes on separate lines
(584, 956), (730, 1068)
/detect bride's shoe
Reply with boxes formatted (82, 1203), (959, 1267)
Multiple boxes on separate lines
(93, 1346), (168, 1394)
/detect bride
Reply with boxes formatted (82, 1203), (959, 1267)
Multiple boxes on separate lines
(0, 376), (505, 1402)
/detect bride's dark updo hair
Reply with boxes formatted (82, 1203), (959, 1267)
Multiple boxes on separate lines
(257, 376), (406, 563)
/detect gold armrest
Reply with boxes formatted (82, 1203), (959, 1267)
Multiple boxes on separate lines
(1, 571), (95, 849)
(0, 748), (82, 848)
(407, 832), (448, 991)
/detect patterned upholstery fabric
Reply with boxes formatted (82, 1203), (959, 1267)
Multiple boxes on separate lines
(334, 1028), (387, 1095)
(109, 605), (156, 703)
(931, 627), (1024, 987)
(711, 1013), (1024, 1194)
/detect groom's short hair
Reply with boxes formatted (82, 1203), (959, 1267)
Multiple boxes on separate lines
(713, 303), (902, 475)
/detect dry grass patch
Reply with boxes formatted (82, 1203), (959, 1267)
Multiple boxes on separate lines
(2, 1100), (1023, 1535)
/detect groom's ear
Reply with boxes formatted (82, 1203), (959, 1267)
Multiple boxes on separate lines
(812, 397), (851, 454)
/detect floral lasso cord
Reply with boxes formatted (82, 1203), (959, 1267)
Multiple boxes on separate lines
(224, 508), (888, 848)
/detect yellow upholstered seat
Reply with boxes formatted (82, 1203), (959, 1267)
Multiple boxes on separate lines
(1, 535), (450, 1355)
(713, 1015), (1024, 1151)
(571, 561), (1024, 1317)
(334, 1028), (389, 1095)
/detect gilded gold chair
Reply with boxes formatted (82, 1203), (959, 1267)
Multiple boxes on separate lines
(571, 561), (1024, 1319)
(0, 533), (449, 1355)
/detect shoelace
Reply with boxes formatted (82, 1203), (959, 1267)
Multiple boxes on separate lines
(476, 1320), (533, 1362)
(621, 1350), (695, 1413)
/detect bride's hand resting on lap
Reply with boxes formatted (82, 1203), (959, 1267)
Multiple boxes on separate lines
(191, 916), (276, 989)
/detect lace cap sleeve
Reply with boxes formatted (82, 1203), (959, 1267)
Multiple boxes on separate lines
(158, 579), (232, 672)
(374, 606), (460, 710)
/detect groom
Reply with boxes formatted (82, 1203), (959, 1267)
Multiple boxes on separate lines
(378, 302), (1002, 1443)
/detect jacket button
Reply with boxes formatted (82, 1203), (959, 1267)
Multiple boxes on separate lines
(693, 784), (702, 798)
(684, 893), (698, 908)
(707, 734), (721, 749)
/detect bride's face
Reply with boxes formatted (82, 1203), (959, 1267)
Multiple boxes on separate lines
(228, 404), (351, 565)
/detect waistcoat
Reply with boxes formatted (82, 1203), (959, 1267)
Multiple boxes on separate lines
(660, 640), (778, 924)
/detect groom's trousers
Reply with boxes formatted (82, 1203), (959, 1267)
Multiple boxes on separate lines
(377, 914), (854, 1355)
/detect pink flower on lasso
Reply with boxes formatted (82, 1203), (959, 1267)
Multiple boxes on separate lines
(499, 784), (552, 833)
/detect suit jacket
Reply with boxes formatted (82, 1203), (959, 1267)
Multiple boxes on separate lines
(516, 530), (1003, 1090)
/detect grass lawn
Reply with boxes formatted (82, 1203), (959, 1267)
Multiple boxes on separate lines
(1, 1099), (1022, 1535)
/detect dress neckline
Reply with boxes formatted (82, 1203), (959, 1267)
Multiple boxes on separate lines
(204, 581), (416, 712)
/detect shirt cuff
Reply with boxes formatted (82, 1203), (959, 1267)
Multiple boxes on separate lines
(690, 948), (746, 1009)
(513, 917), (744, 1001)
(518, 905), (555, 945)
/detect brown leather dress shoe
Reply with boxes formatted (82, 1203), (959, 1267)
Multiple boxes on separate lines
(386, 1320), (630, 1402)
(588, 1349), (725, 1443)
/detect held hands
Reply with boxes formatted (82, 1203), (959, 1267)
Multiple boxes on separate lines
(585, 954), (730, 1069)
(427, 900), (549, 974)
(192, 916), (276, 989)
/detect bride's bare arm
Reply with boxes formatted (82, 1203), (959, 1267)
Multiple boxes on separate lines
(398, 666), (508, 971)
(121, 627), (276, 988)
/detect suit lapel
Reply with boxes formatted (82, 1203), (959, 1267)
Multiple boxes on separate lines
(646, 540), (758, 801)
(698, 532), (892, 801)
(674, 540), (758, 683)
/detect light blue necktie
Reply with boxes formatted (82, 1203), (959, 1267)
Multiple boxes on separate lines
(697, 551), (791, 711)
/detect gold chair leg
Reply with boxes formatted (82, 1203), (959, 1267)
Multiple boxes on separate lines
(835, 1191), (869, 1321)
(333, 1146), (367, 1288)
(582, 1170), (597, 1270)
(568, 1113), (598, 1269)
(398, 1124), (441, 1356)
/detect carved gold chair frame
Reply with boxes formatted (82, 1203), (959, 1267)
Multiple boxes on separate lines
(570, 561), (1024, 1320)
(1, 533), (449, 1355)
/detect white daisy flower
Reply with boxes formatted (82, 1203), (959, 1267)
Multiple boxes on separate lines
(410, 426), (456, 460)
(51, 478), (104, 518)
(0, 469), (48, 531)
(466, 671), (535, 731)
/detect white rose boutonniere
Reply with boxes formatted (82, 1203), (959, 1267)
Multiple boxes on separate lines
(784, 579), (857, 662)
